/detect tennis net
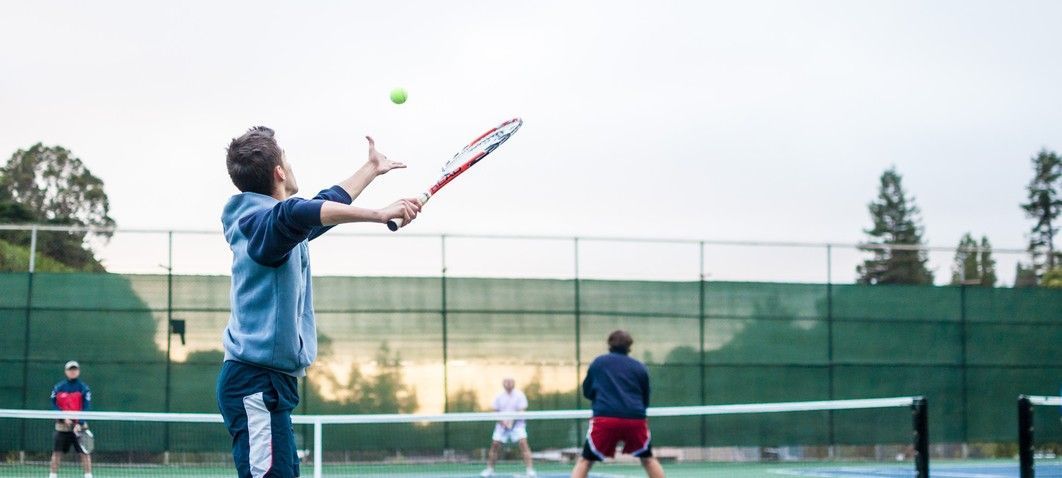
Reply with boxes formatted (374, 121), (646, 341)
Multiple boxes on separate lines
(0, 396), (927, 478)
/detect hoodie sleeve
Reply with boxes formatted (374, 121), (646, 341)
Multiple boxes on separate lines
(82, 383), (92, 412)
(50, 382), (60, 410)
(640, 365), (651, 408)
(582, 362), (596, 401)
(307, 186), (353, 241)
(80, 383), (91, 424)
(238, 197), (326, 267)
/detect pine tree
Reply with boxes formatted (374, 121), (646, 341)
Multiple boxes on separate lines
(1020, 149), (1062, 281)
(951, 233), (978, 285)
(1014, 263), (1038, 287)
(979, 236), (998, 286)
(857, 167), (934, 285)
(950, 233), (996, 286)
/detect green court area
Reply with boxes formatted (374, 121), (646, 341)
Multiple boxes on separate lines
(4, 460), (1024, 478)
(0, 461), (857, 478)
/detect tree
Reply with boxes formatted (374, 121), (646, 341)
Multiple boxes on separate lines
(356, 342), (418, 413)
(857, 167), (934, 285)
(309, 341), (418, 414)
(950, 233), (997, 286)
(0, 144), (115, 270)
(1044, 267), (1062, 288)
(1014, 263), (1038, 288)
(1020, 149), (1062, 282)
(447, 388), (481, 412)
(978, 236), (998, 286)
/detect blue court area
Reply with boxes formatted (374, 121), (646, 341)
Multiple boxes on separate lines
(775, 461), (1062, 478)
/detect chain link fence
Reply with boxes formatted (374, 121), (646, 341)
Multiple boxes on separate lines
(1, 224), (1059, 453)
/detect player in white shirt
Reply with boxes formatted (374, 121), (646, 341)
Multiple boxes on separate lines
(481, 378), (535, 477)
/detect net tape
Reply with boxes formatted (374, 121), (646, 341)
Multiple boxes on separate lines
(0, 396), (918, 425)
(1026, 395), (1062, 406)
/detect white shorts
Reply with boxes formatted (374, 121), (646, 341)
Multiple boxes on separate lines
(492, 423), (528, 444)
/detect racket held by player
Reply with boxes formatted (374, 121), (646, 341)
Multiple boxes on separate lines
(387, 117), (523, 231)
(74, 425), (95, 454)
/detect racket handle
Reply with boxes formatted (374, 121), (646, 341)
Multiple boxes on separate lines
(387, 193), (431, 231)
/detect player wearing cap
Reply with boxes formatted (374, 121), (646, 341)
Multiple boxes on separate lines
(49, 361), (92, 478)
(481, 378), (535, 477)
(571, 331), (664, 478)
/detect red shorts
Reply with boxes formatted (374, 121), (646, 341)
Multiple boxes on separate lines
(582, 416), (653, 461)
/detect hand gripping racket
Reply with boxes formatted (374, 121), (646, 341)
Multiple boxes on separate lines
(387, 117), (523, 231)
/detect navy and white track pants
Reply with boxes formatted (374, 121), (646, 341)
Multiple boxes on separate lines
(217, 360), (300, 478)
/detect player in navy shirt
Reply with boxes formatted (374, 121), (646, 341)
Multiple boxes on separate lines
(49, 360), (92, 478)
(572, 331), (665, 478)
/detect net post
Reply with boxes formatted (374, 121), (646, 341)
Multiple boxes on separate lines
(912, 396), (929, 478)
(313, 418), (323, 478)
(1019, 395), (1034, 478)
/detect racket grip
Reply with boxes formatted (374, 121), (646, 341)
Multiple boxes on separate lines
(386, 193), (431, 231)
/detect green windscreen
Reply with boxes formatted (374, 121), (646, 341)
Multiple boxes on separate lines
(1, 271), (1061, 454)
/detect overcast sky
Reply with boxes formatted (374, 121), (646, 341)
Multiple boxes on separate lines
(2, 0), (1060, 283)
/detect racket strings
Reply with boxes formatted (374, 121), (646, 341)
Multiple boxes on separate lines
(440, 120), (522, 175)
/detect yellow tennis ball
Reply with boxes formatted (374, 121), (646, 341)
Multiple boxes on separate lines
(390, 88), (407, 104)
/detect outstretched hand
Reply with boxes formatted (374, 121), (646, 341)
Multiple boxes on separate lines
(366, 136), (406, 175)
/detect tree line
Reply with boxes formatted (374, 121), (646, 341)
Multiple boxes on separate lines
(858, 150), (1061, 287)
(1, 144), (1060, 286)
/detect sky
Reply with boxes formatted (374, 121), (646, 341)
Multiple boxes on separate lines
(2, 0), (1061, 284)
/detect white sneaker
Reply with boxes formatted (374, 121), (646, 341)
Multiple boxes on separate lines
(526, 469), (537, 477)
(480, 468), (494, 477)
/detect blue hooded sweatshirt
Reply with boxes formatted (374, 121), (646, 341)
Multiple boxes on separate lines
(221, 185), (352, 377)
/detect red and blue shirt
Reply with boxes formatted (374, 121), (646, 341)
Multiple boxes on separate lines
(51, 378), (91, 424)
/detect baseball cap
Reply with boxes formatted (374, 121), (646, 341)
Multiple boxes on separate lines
(64, 361), (80, 370)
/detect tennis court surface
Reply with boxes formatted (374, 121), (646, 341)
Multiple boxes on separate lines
(2, 461), (1062, 477)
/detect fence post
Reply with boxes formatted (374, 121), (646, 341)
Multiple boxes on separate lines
(440, 235), (449, 449)
(826, 244), (835, 458)
(18, 225), (38, 461)
(164, 231), (174, 463)
(959, 284), (969, 455)
(313, 418), (323, 478)
(1018, 395), (1034, 478)
(698, 241), (707, 447)
(573, 237), (583, 442)
(28, 225), (37, 274)
(912, 396), (929, 478)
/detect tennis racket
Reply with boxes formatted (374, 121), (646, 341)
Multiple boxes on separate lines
(387, 117), (523, 231)
(74, 426), (94, 454)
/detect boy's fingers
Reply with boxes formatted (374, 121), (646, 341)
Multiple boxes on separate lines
(365, 136), (375, 149)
